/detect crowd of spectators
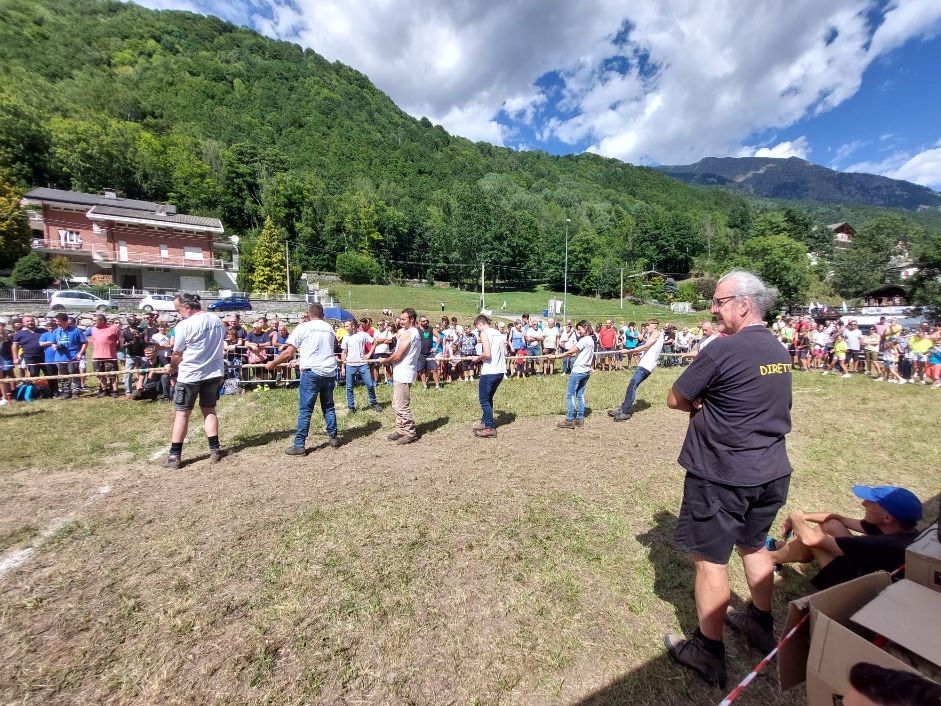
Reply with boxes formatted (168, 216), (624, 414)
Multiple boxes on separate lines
(1, 308), (939, 406)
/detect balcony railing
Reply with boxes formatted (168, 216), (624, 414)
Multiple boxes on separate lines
(31, 239), (234, 271)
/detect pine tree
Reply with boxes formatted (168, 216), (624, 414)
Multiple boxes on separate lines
(250, 217), (287, 294)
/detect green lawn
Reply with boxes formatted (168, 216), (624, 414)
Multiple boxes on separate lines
(324, 283), (708, 325)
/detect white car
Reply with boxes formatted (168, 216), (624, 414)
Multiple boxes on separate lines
(49, 290), (118, 312)
(139, 294), (177, 313)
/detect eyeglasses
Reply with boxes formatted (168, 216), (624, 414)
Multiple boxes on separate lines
(711, 295), (737, 309)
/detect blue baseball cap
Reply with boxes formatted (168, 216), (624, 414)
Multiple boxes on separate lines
(852, 485), (923, 525)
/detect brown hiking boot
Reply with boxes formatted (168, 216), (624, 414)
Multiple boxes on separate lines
(396, 434), (417, 445)
(664, 633), (727, 689)
(556, 419), (576, 429)
(474, 427), (496, 439)
(387, 431), (404, 441)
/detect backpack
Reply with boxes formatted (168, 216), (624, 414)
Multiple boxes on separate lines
(221, 378), (241, 396)
(14, 381), (50, 402)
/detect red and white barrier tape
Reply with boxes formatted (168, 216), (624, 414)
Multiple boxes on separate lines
(717, 613), (809, 705)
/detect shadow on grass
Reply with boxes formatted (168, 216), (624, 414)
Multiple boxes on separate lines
(340, 420), (382, 444)
(572, 652), (712, 706)
(494, 410), (516, 427)
(228, 430), (296, 454)
(416, 415), (450, 437)
(636, 510), (698, 636)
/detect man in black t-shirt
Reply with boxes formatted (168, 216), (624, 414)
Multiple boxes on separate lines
(663, 270), (793, 689)
(12, 315), (47, 378)
(769, 484), (923, 591)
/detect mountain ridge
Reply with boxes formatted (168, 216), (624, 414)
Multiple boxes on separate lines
(656, 156), (941, 211)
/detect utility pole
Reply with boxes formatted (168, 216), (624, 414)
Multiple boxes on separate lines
(620, 266), (624, 310)
(480, 261), (485, 312)
(563, 218), (571, 318)
(285, 241), (291, 295)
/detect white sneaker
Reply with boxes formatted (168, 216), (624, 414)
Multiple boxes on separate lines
(874, 377), (883, 382)
(822, 371), (829, 375)
(0, 399), (7, 406)
(842, 373), (851, 378)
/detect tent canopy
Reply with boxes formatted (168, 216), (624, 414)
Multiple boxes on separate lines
(323, 306), (357, 322)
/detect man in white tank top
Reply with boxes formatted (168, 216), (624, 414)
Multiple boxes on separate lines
(610, 319), (663, 422)
(472, 314), (507, 438)
(383, 307), (421, 444)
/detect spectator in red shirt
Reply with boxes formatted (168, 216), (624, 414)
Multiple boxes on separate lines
(598, 319), (618, 371)
(89, 314), (121, 397)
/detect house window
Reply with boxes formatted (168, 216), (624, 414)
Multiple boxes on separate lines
(160, 244), (169, 259)
(183, 246), (203, 261)
(58, 228), (82, 245)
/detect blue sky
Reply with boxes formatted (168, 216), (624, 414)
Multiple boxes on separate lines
(138, 0), (941, 188)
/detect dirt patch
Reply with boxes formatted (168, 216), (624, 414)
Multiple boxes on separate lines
(0, 404), (814, 706)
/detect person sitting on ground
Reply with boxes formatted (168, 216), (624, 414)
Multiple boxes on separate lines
(768, 484), (923, 590)
(131, 345), (172, 401)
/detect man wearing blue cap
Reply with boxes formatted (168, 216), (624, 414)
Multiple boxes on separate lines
(768, 484), (923, 590)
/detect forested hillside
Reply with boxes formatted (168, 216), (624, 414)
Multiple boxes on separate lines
(0, 0), (938, 309)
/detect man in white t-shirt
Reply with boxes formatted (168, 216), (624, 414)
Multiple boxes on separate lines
(383, 307), (421, 444)
(610, 319), (663, 422)
(266, 303), (340, 454)
(542, 318), (559, 375)
(371, 319), (393, 384)
(164, 293), (226, 469)
(341, 319), (381, 413)
(472, 314), (508, 438)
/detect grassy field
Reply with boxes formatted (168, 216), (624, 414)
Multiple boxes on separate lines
(325, 283), (707, 325)
(0, 369), (937, 705)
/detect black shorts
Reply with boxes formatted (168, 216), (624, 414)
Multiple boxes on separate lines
(173, 376), (223, 411)
(846, 349), (861, 363)
(93, 360), (116, 373)
(674, 472), (790, 564)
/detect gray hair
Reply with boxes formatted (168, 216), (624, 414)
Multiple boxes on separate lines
(717, 269), (778, 317)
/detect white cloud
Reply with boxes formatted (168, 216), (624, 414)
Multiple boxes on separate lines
(884, 146), (941, 189)
(136, 0), (941, 164)
(830, 139), (865, 166)
(754, 137), (811, 160)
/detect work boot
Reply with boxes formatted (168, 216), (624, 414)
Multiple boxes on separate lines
(725, 604), (776, 655)
(285, 445), (306, 456)
(327, 436), (341, 448)
(387, 431), (404, 441)
(556, 419), (576, 429)
(607, 408), (620, 417)
(573, 418), (584, 428)
(663, 633), (727, 689)
(396, 434), (417, 445)
(474, 427), (496, 439)
(612, 411), (632, 422)
(162, 455), (182, 470)
(371, 404), (383, 412)
(209, 448), (224, 463)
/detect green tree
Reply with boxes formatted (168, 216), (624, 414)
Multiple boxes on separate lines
(731, 235), (812, 308)
(0, 174), (31, 268)
(9, 253), (53, 289)
(832, 214), (923, 298)
(250, 217), (287, 294)
(0, 95), (52, 187)
(336, 251), (381, 284)
(906, 232), (941, 316)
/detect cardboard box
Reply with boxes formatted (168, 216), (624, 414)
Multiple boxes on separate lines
(778, 573), (936, 706)
(906, 523), (941, 594)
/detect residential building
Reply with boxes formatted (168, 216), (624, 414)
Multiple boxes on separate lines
(827, 222), (855, 248)
(22, 188), (238, 292)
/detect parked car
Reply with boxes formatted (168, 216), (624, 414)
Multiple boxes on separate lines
(208, 296), (252, 312)
(139, 294), (177, 313)
(49, 290), (118, 312)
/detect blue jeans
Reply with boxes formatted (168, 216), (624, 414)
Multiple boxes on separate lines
(620, 367), (651, 414)
(566, 371), (590, 421)
(562, 355), (573, 374)
(295, 370), (337, 447)
(345, 364), (377, 409)
(478, 373), (503, 429)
